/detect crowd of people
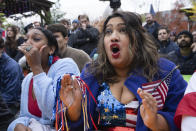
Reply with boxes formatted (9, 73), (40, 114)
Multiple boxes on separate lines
(0, 10), (195, 131)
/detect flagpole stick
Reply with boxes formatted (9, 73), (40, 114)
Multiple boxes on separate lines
(153, 65), (179, 92)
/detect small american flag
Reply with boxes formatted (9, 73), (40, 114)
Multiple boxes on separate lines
(141, 66), (178, 110)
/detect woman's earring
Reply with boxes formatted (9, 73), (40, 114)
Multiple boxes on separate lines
(48, 55), (53, 66)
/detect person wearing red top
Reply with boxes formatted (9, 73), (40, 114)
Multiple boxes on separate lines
(8, 27), (80, 131)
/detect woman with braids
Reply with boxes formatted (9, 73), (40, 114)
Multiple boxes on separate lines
(8, 27), (80, 131)
(5, 25), (24, 62)
(59, 11), (187, 130)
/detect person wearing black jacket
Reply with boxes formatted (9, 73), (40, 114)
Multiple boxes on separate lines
(157, 26), (178, 55)
(68, 14), (99, 55)
(168, 30), (196, 75)
(144, 13), (160, 40)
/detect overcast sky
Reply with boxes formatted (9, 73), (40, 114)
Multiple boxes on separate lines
(7, 0), (190, 26)
(52, 0), (190, 21)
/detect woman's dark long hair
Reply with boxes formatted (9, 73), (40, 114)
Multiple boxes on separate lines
(88, 11), (159, 84)
(5, 25), (18, 49)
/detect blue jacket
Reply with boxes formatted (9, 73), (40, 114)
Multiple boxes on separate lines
(144, 21), (160, 39)
(0, 52), (23, 105)
(158, 40), (178, 55)
(69, 58), (187, 131)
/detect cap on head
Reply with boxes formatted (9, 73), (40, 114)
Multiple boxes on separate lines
(72, 19), (79, 24)
(177, 30), (193, 43)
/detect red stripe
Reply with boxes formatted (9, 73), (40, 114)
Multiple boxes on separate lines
(155, 97), (162, 102)
(157, 101), (163, 106)
(152, 93), (161, 97)
(156, 87), (165, 106)
(159, 84), (166, 101)
(126, 109), (137, 115)
(142, 80), (161, 86)
(126, 119), (137, 125)
(159, 82), (168, 102)
(161, 82), (168, 96)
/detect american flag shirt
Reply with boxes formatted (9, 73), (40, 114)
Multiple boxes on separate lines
(97, 82), (139, 129)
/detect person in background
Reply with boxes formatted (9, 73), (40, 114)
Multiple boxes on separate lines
(33, 21), (41, 28)
(144, 13), (160, 40)
(59, 11), (187, 131)
(170, 31), (177, 43)
(191, 30), (196, 52)
(5, 25), (24, 61)
(68, 14), (99, 55)
(48, 23), (91, 72)
(8, 27), (80, 131)
(60, 18), (71, 36)
(70, 19), (79, 34)
(24, 23), (34, 34)
(0, 36), (23, 117)
(157, 26), (178, 55)
(174, 71), (196, 130)
(168, 30), (196, 75)
(44, 23), (48, 29)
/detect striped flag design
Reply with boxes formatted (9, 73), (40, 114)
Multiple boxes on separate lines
(125, 100), (139, 128)
(142, 79), (169, 110)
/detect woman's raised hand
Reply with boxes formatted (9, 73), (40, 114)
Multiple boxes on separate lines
(137, 88), (159, 130)
(59, 74), (82, 121)
(18, 43), (45, 75)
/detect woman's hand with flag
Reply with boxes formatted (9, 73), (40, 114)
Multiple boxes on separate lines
(137, 88), (169, 131)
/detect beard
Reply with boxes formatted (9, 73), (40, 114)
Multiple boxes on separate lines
(147, 20), (153, 25)
(178, 41), (192, 48)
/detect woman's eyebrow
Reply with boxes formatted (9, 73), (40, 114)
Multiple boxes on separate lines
(118, 23), (126, 26)
(32, 32), (43, 36)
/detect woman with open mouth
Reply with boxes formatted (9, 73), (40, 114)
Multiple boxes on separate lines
(59, 11), (187, 131)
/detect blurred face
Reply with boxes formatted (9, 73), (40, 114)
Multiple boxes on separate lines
(72, 23), (78, 30)
(158, 29), (169, 42)
(34, 22), (41, 28)
(7, 27), (14, 38)
(170, 35), (176, 42)
(192, 31), (196, 42)
(62, 22), (69, 29)
(80, 18), (89, 26)
(25, 29), (48, 52)
(53, 32), (67, 50)
(177, 34), (192, 48)
(145, 14), (153, 24)
(104, 17), (132, 69)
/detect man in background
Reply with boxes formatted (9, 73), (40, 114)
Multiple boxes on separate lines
(168, 30), (196, 75)
(68, 14), (99, 55)
(157, 26), (178, 55)
(191, 30), (196, 52)
(144, 13), (160, 40)
(48, 23), (91, 72)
